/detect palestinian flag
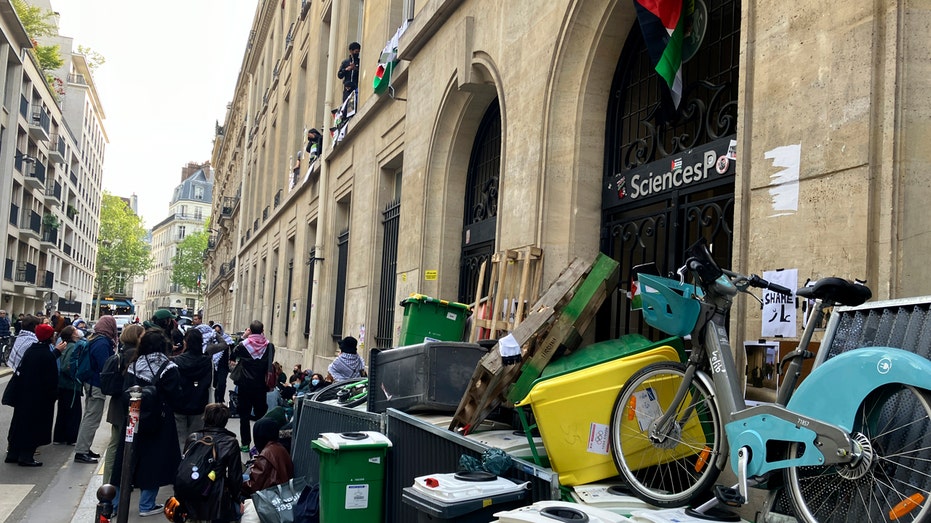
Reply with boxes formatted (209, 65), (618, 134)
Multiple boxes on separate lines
(634, 0), (693, 108)
(374, 21), (409, 94)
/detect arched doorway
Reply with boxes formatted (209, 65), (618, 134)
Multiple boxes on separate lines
(601, 0), (741, 338)
(458, 99), (501, 304)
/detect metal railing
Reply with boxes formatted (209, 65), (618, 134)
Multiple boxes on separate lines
(15, 261), (36, 285)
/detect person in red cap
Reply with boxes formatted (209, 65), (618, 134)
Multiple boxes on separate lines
(4, 323), (63, 466)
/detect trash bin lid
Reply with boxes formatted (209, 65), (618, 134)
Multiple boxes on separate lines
(493, 500), (633, 523)
(411, 471), (528, 503)
(314, 431), (392, 450)
(401, 293), (471, 311)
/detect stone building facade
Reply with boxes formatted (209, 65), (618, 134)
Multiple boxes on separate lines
(204, 0), (931, 372)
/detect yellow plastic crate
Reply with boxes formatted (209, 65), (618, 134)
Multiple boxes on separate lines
(515, 345), (685, 486)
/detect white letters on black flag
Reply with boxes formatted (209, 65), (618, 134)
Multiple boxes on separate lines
(761, 269), (797, 338)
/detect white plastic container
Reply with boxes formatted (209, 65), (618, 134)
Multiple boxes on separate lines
(314, 431), (392, 450)
(570, 484), (659, 516)
(410, 471), (527, 502)
(493, 500), (634, 523)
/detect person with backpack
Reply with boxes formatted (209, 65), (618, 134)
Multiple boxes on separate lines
(52, 325), (83, 445)
(110, 328), (185, 517)
(174, 403), (242, 523)
(101, 323), (143, 483)
(173, 328), (213, 451)
(73, 314), (117, 464)
(229, 320), (274, 453)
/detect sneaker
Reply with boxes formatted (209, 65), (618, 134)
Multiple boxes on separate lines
(74, 453), (98, 464)
(240, 445), (249, 453)
(139, 504), (164, 517)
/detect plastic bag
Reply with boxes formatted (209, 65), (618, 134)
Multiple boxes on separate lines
(251, 477), (307, 523)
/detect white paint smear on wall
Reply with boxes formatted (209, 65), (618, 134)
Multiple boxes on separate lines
(764, 144), (801, 217)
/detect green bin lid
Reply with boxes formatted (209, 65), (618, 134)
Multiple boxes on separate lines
(401, 293), (471, 311)
(536, 334), (685, 382)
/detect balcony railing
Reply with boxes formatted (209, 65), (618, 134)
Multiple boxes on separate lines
(14, 261), (36, 286)
(48, 134), (66, 163)
(207, 235), (217, 250)
(38, 270), (54, 289)
(67, 73), (87, 85)
(301, 0), (310, 18)
(44, 181), (62, 206)
(30, 106), (51, 141)
(22, 210), (41, 238)
(24, 159), (46, 188)
(63, 242), (72, 256)
(70, 169), (78, 185)
(19, 95), (28, 119)
(41, 227), (58, 245)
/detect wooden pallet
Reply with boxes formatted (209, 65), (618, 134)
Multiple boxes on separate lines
(469, 246), (544, 343)
(450, 253), (619, 434)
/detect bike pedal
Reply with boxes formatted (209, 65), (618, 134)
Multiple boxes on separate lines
(713, 485), (746, 507)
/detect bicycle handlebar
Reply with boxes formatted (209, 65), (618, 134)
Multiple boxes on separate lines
(747, 274), (793, 296)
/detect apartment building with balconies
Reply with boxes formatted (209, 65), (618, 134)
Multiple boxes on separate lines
(0, 0), (103, 319)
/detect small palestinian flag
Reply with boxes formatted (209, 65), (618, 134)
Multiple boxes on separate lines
(634, 0), (693, 108)
(374, 22), (408, 94)
(629, 278), (643, 310)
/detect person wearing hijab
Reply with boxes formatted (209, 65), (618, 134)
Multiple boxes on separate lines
(5, 324), (60, 466)
(326, 336), (366, 382)
(74, 314), (117, 464)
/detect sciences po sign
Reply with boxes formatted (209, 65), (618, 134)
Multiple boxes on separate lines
(605, 136), (736, 206)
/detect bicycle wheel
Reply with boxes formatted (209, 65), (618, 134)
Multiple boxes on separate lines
(610, 362), (722, 507)
(786, 385), (931, 522)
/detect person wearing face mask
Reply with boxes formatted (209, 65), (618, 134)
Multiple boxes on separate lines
(305, 372), (327, 393)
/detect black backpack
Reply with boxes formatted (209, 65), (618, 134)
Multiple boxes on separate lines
(175, 433), (221, 501)
(99, 352), (125, 397)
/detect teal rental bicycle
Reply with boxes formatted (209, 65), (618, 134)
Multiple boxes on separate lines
(609, 238), (931, 522)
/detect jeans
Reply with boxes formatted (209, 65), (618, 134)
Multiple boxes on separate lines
(112, 486), (159, 512)
(75, 384), (106, 455)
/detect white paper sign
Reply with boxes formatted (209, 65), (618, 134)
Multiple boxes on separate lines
(345, 484), (369, 510)
(761, 269), (797, 338)
(587, 423), (610, 455)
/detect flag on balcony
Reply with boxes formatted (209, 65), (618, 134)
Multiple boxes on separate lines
(373, 21), (408, 95)
(634, 0), (691, 108)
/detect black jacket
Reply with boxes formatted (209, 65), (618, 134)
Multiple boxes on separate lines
(338, 56), (359, 89)
(180, 426), (243, 521)
(172, 351), (213, 415)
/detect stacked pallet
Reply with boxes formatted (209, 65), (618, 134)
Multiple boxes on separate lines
(450, 253), (619, 434)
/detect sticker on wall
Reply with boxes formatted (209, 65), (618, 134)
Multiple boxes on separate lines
(424, 270), (438, 281)
(764, 144), (801, 217)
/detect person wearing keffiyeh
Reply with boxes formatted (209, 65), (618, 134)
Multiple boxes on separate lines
(229, 320), (273, 451)
(326, 336), (366, 382)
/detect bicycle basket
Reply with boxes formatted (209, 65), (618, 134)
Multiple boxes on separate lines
(637, 273), (703, 337)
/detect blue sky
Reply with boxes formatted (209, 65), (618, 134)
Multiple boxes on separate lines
(51, 1), (258, 227)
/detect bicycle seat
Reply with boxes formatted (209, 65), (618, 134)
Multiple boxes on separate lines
(796, 277), (871, 306)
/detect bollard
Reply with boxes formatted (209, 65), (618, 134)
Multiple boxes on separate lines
(95, 483), (116, 522)
(116, 385), (142, 523)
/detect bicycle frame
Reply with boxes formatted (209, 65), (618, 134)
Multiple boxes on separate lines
(651, 273), (857, 481)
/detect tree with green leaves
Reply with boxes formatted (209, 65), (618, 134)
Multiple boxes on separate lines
(77, 45), (106, 74)
(172, 227), (209, 297)
(11, 0), (63, 71)
(96, 193), (152, 299)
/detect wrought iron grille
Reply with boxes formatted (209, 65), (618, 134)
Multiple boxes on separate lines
(284, 260), (293, 336)
(332, 229), (349, 340)
(376, 199), (400, 348)
(600, 0), (740, 339)
(458, 99), (501, 303)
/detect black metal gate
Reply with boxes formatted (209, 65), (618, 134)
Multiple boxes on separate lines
(376, 198), (400, 348)
(458, 99), (501, 304)
(600, 0), (741, 339)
